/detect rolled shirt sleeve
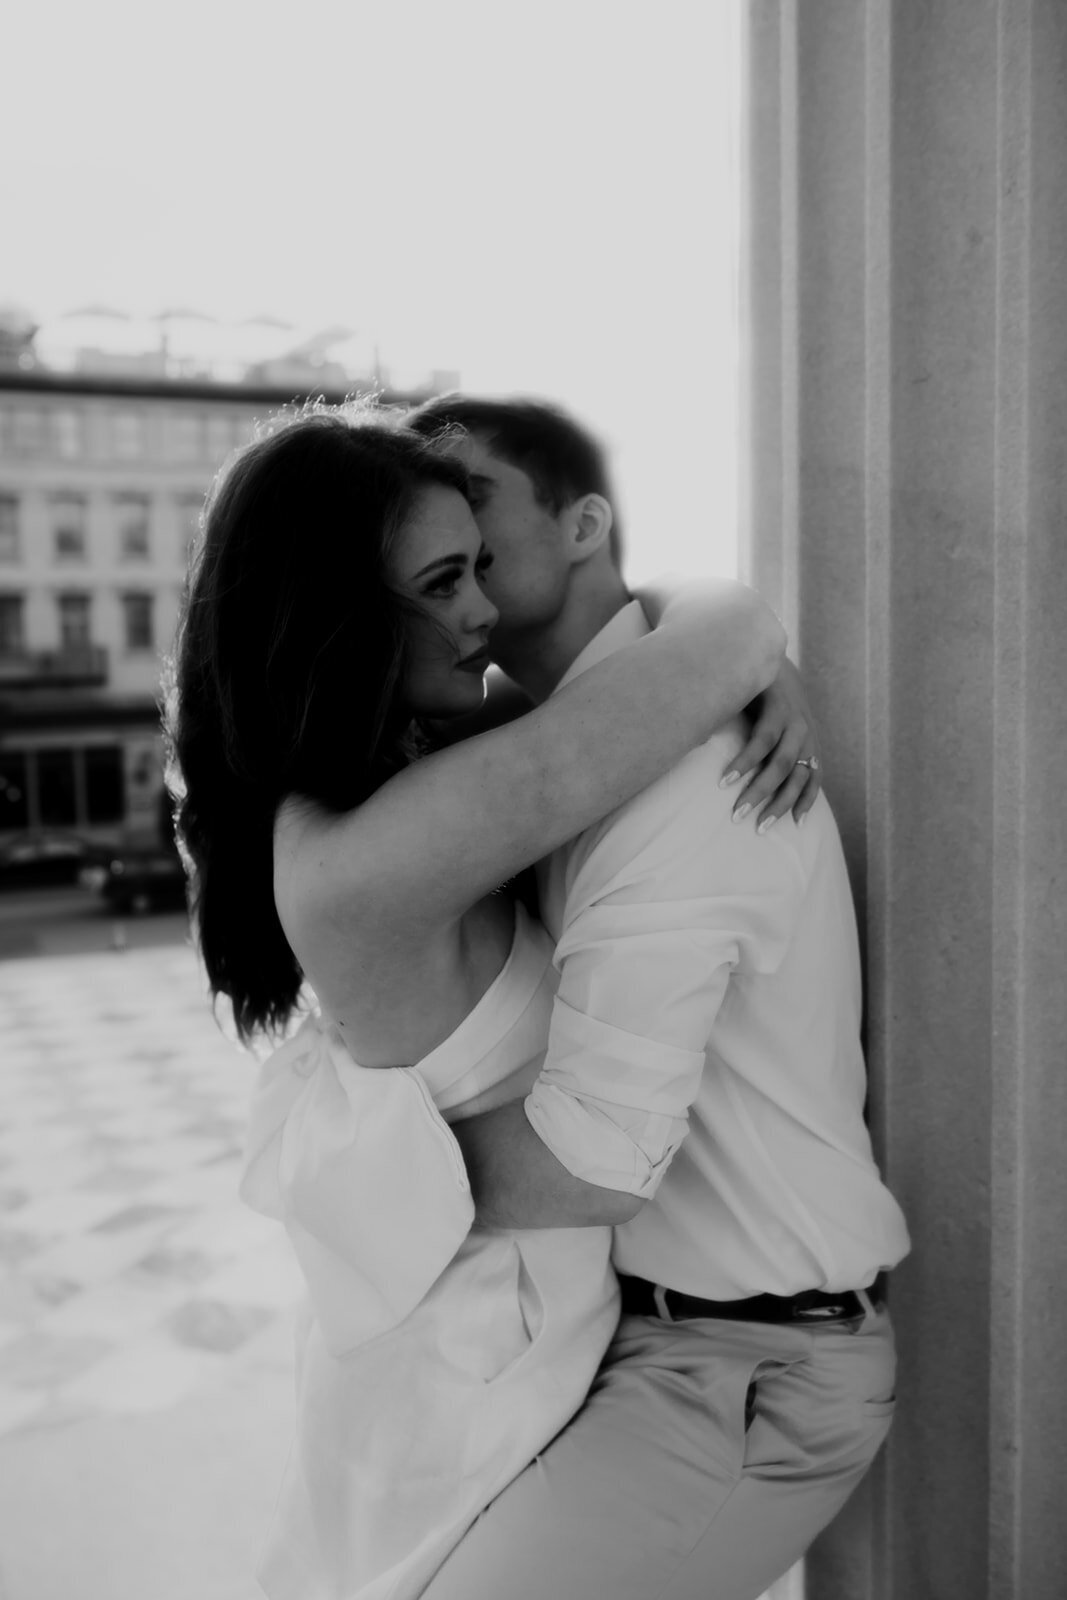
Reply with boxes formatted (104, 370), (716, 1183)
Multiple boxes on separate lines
(526, 746), (807, 1197)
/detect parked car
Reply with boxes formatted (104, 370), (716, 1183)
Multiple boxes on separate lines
(0, 830), (112, 890)
(100, 844), (189, 915)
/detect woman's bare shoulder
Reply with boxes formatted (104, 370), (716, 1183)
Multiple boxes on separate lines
(273, 791), (327, 880)
(273, 792), (389, 962)
(273, 796), (516, 1065)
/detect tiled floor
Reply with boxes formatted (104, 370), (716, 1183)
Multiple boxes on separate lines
(0, 940), (305, 1599)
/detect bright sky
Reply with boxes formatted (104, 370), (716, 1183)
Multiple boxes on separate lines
(2, 0), (740, 580)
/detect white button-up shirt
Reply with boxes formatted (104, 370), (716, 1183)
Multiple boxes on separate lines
(527, 602), (911, 1299)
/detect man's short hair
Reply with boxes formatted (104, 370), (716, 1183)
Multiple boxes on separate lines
(406, 394), (624, 567)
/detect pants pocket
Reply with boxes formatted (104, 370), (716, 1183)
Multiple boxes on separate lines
(487, 1250), (547, 1385)
(432, 1233), (541, 1384)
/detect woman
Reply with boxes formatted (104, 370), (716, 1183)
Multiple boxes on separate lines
(166, 401), (800, 1599)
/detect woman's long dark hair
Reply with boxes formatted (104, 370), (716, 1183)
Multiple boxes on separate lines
(162, 401), (469, 1043)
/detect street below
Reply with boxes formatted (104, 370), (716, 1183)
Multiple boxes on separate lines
(0, 883), (190, 962)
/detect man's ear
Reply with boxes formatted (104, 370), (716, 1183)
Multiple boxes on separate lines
(565, 493), (614, 565)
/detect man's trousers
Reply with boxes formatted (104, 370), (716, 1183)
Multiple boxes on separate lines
(421, 1296), (897, 1600)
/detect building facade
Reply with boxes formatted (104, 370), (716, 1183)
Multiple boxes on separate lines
(0, 370), (429, 849)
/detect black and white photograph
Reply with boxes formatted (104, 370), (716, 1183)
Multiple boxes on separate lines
(0, 3), (1063, 1597)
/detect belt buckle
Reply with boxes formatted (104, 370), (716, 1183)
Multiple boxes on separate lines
(793, 1289), (870, 1331)
(652, 1283), (674, 1323)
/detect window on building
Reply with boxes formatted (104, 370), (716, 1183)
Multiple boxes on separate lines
(0, 593), (25, 656)
(52, 494), (88, 561)
(113, 411), (145, 460)
(167, 412), (202, 462)
(0, 495), (19, 562)
(58, 592), (92, 651)
(52, 410), (83, 459)
(37, 748), (78, 827)
(122, 591), (154, 652)
(13, 409), (44, 457)
(85, 745), (124, 825)
(176, 492), (203, 563)
(115, 493), (151, 560)
(0, 751), (29, 830)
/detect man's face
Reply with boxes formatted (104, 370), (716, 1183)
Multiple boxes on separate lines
(456, 433), (573, 645)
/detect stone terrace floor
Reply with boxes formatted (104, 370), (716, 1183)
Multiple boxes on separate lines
(0, 940), (304, 1600)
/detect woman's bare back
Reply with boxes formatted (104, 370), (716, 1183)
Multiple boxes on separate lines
(274, 795), (517, 1068)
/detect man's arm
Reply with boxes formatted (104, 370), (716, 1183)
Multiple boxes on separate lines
(453, 737), (808, 1230)
(451, 1101), (643, 1229)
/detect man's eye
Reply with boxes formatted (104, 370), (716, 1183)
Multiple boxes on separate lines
(475, 552), (495, 574)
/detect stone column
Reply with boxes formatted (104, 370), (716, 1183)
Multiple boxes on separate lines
(741, 3), (1067, 1597)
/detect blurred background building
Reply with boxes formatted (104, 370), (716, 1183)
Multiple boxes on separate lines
(0, 304), (449, 854)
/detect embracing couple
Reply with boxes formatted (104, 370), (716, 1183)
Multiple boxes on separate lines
(167, 394), (910, 1600)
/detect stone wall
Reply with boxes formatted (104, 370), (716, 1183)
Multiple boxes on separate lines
(742, 3), (1067, 1595)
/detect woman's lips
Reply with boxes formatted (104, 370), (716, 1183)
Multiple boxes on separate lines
(456, 648), (491, 672)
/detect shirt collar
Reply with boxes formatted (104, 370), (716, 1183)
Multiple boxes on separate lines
(552, 600), (651, 695)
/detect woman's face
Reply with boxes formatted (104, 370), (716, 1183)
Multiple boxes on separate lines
(390, 484), (500, 720)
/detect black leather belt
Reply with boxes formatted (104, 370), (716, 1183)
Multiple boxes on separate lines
(618, 1273), (884, 1326)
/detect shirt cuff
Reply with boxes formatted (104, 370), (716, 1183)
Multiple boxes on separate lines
(525, 1083), (685, 1196)
(524, 998), (705, 1196)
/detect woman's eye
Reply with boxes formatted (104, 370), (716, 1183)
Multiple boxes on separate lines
(422, 556), (491, 598)
(424, 574), (460, 597)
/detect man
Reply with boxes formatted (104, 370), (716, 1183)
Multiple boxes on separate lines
(406, 396), (911, 1599)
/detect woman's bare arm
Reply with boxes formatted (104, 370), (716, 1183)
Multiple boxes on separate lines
(281, 580), (785, 940)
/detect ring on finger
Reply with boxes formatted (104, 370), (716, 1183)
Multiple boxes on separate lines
(795, 754), (820, 771)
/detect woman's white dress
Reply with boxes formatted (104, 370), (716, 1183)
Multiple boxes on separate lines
(240, 900), (619, 1600)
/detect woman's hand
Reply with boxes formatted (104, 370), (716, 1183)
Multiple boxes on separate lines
(720, 657), (822, 829)
(634, 578), (821, 831)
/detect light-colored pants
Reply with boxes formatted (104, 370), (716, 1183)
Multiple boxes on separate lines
(421, 1297), (896, 1600)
